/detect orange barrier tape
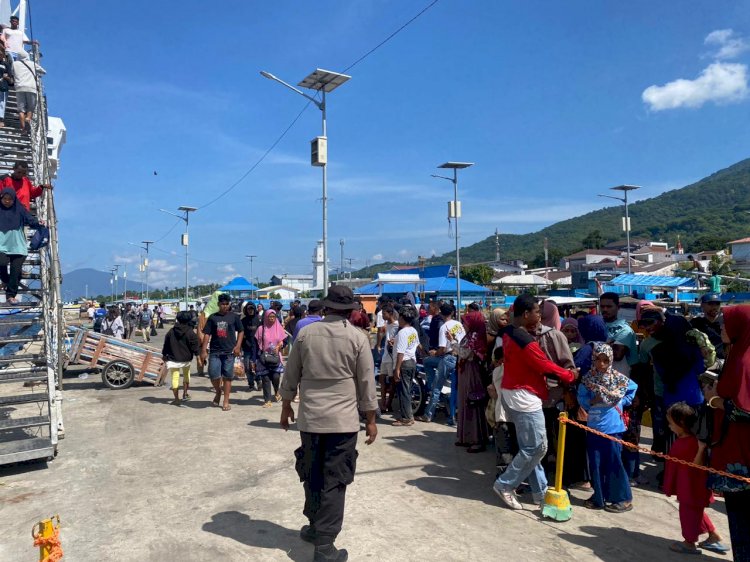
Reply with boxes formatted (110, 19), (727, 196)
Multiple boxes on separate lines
(560, 416), (750, 486)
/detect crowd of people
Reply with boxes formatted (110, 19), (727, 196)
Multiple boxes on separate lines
(80, 286), (750, 560)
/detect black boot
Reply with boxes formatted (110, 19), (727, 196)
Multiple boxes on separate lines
(299, 525), (316, 543)
(313, 544), (348, 561)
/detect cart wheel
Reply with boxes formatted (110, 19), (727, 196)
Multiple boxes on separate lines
(101, 360), (135, 389)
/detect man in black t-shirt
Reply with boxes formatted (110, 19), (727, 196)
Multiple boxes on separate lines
(200, 294), (244, 411)
(690, 293), (725, 359)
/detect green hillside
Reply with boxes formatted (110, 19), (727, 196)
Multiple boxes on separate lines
(351, 157), (750, 278)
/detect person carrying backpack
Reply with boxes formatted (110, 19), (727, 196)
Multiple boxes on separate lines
(162, 311), (201, 406)
(93, 302), (107, 333)
(101, 306), (124, 339)
(137, 303), (153, 342)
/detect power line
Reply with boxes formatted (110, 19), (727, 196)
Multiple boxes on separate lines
(342, 0), (440, 73)
(153, 218), (182, 243)
(197, 100), (313, 209)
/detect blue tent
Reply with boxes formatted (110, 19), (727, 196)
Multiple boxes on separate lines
(219, 276), (260, 292)
(608, 274), (697, 288)
(354, 276), (488, 295)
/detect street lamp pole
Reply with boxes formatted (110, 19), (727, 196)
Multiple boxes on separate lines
(261, 68), (351, 293)
(598, 185), (641, 275)
(246, 255), (257, 299)
(433, 162), (474, 320)
(129, 241), (154, 304)
(159, 207), (197, 308)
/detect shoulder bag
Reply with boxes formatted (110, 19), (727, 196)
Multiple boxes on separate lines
(259, 325), (280, 368)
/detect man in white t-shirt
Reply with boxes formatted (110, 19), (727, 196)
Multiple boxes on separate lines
(417, 302), (464, 423)
(393, 305), (419, 426)
(12, 56), (35, 130)
(377, 303), (399, 412)
(3, 16), (34, 60)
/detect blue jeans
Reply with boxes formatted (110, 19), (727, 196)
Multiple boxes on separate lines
(423, 355), (453, 420)
(208, 353), (234, 380)
(444, 355), (457, 421)
(495, 407), (548, 500)
(422, 355), (441, 394)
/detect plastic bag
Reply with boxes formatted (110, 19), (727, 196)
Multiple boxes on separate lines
(233, 357), (246, 379)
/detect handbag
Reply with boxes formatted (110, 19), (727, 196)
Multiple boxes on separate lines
(467, 389), (488, 407)
(150, 325), (157, 337)
(259, 325), (280, 368)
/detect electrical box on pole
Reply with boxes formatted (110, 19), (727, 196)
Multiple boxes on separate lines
(622, 217), (630, 232)
(448, 200), (461, 218)
(311, 136), (327, 167)
(181, 233), (189, 246)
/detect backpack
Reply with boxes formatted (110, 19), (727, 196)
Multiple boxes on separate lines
(102, 319), (115, 336)
(93, 316), (104, 332)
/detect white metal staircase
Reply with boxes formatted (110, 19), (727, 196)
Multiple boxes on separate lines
(0, 46), (64, 466)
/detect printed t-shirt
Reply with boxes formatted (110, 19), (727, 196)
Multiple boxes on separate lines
(439, 319), (466, 352)
(203, 311), (242, 354)
(395, 325), (419, 362)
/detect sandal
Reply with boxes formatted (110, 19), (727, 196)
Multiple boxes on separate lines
(212, 397), (221, 407)
(182, 394), (191, 401)
(262, 401), (273, 408)
(222, 404), (231, 411)
(604, 501), (633, 513)
(670, 542), (701, 555)
(583, 499), (604, 510)
(699, 541), (729, 553)
(392, 419), (414, 426)
(274, 393), (281, 402)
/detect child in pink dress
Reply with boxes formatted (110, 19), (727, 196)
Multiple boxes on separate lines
(664, 402), (728, 555)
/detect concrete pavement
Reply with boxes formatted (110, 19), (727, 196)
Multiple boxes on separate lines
(0, 331), (733, 561)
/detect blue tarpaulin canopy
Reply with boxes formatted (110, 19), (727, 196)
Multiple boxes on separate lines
(608, 274), (697, 288)
(354, 276), (489, 295)
(219, 276), (260, 292)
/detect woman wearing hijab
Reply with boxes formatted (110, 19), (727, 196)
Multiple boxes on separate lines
(101, 306), (125, 339)
(0, 187), (40, 303)
(241, 302), (261, 391)
(704, 305), (750, 560)
(455, 310), (489, 453)
(255, 308), (286, 407)
(560, 316), (592, 488)
(486, 307), (509, 349)
(578, 342), (637, 512)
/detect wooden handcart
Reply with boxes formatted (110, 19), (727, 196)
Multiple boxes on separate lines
(67, 326), (166, 389)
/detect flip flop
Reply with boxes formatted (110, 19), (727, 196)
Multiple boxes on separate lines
(222, 405), (231, 411)
(584, 499), (604, 510)
(699, 541), (729, 554)
(670, 542), (701, 555)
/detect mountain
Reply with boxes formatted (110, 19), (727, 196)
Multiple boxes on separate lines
(353, 157), (750, 277)
(61, 268), (155, 300)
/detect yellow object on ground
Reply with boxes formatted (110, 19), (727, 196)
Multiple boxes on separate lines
(32, 515), (63, 561)
(542, 412), (572, 522)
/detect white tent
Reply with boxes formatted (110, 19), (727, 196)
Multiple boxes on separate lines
(493, 274), (552, 287)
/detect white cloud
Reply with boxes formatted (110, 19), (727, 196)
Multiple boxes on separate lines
(218, 264), (236, 274)
(642, 62), (748, 111)
(371, 253), (384, 261)
(705, 29), (749, 60)
(397, 249), (411, 259)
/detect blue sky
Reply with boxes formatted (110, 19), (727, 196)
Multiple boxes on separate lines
(32, 0), (750, 290)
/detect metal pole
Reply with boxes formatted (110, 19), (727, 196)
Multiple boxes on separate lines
(185, 213), (190, 308)
(123, 271), (127, 302)
(322, 89), (328, 293)
(145, 250), (149, 305)
(454, 168), (461, 320)
(624, 190), (632, 275)
(340, 239), (344, 282)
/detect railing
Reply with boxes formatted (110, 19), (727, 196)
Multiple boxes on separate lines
(29, 44), (64, 439)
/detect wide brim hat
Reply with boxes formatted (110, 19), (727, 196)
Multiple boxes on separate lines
(320, 285), (357, 310)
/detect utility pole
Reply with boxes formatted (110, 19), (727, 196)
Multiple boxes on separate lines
(246, 255), (257, 299)
(544, 237), (549, 269)
(339, 239), (345, 282)
(345, 257), (355, 282)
